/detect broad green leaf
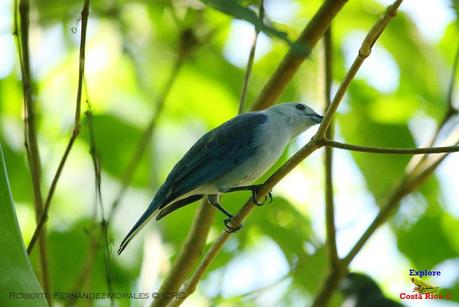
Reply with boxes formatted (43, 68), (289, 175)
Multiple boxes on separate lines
(200, 0), (291, 44)
(0, 144), (47, 307)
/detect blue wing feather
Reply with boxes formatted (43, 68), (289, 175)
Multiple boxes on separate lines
(158, 112), (267, 206)
(117, 112), (267, 254)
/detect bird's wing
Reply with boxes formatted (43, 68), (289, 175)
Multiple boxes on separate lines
(117, 112), (267, 254)
(158, 112), (268, 207)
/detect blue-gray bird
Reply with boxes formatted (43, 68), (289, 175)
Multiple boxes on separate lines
(117, 103), (323, 254)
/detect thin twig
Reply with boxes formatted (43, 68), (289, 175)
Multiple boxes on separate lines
(18, 0), (51, 302)
(65, 235), (99, 307)
(446, 42), (459, 115)
(238, 1), (264, 114)
(27, 0), (90, 254)
(322, 139), (459, 154)
(323, 27), (339, 269)
(411, 41), (459, 170)
(342, 136), (459, 267)
(86, 98), (114, 306)
(171, 1), (404, 305)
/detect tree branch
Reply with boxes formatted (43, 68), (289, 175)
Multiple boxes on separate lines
(18, 0), (51, 301)
(323, 26), (339, 269)
(27, 0), (90, 254)
(322, 139), (459, 154)
(85, 97), (114, 306)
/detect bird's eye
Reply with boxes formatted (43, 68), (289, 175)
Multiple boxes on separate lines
(295, 104), (305, 111)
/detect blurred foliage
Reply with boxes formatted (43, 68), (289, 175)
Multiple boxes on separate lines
(1, 0), (459, 306)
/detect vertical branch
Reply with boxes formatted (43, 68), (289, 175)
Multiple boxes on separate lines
(238, 1), (264, 114)
(27, 0), (90, 253)
(85, 98), (114, 306)
(17, 0), (52, 302)
(322, 27), (338, 268)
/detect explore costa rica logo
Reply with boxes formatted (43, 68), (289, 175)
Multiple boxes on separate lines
(399, 269), (453, 300)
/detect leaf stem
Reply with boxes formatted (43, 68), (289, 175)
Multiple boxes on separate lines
(322, 139), (459, 154)
(238, 1), (264, 114)
(27, 0), (90, 254)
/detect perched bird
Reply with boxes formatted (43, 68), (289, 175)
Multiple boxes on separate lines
(341, 272), (404, 307)
(117, 103), (323, 254)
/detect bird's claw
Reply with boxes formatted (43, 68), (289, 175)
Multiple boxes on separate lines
(224, 218), (243, 233)
(252, 188), (273, 207)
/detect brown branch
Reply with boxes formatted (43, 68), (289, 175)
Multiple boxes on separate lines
(17, 0), (51, 302)
(251, 0), (349, 111)
(27, 0), (90, 254)
(238, 1), (264, 114)
(323, 26), (339, 269)
(171, 1), (403, 305)
(322, 139), (459, 154)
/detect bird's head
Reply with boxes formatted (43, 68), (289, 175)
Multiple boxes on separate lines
(267, 103), (323, 138)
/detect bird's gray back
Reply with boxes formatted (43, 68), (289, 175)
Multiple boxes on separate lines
(152, 112), (268, 210)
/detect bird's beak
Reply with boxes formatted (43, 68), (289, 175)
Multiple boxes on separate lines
(311, 114), (324, 124)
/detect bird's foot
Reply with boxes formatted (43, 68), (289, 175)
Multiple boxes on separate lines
(219, 184), (273, 206)
(224, 218), (243, 233)
(250, 185), (273, 207)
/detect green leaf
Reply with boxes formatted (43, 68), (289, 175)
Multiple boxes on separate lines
(396, 215), (457, 269)
(201, 0), (291, 44)
(0, 144), (47, 307)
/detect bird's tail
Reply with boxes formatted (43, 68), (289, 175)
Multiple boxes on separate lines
(117, 202), (160, 255)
